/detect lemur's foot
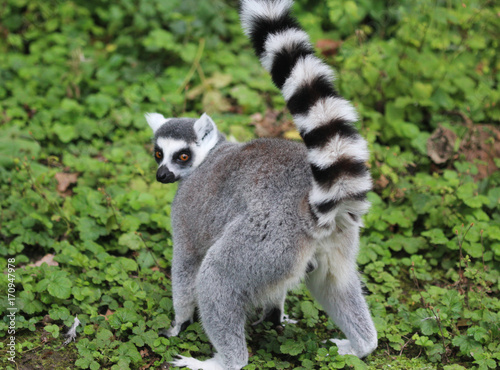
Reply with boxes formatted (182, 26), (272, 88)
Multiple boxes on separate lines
(160, 319), (192, 337)
(171, 355), (224, 370)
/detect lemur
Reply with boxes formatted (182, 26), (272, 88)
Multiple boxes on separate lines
(145, 1), (377, 369)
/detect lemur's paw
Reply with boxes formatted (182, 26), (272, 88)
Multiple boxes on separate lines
(162, 318), (193, 337)
(171, 355), (224, 370)
(329, 339), (357, 356)
(282, 314), (298, 325)
(162, 325), (181, 337)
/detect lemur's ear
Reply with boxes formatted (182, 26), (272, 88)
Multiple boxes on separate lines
(194, 113), (218, 145)
(145, 113), (169, 133)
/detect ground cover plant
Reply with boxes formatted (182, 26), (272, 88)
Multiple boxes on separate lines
(0, 0), (499, 369)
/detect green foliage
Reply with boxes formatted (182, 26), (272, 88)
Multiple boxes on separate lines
(1, 0), (499, 369)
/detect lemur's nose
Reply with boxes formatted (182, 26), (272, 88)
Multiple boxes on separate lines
(156, 166), (177, 184)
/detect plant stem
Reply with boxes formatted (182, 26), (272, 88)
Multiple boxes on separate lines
(176, 38), (206, 94)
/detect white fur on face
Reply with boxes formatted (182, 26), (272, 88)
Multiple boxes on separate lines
(156, 138), (191, 178)
(156, 131), (219, 179)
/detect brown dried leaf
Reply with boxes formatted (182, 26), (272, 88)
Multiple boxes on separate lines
(250, 109), (294, 138)
(428, 121), (500, 180)
(202, 90), (231, 114)
(460, 124), (500, 180)
(375, 174), (390, 190)
(55, 172), (78, 196)
(427, 125), (457, 164)
(28, 254), (59, 267)
(99, 309), (114, 321)
(316, 39), (343, 57)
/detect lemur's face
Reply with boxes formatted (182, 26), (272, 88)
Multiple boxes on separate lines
(145, 113), (219, 184)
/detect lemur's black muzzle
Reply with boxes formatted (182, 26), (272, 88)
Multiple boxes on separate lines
(156, 166), (177, 184)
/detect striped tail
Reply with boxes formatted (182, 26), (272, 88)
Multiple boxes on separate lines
(240, 0), (372, 228)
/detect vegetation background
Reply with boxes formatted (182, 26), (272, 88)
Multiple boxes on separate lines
(1, 0), (499, 369)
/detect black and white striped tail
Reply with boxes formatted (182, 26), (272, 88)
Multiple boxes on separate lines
(241, 0), (372, 228)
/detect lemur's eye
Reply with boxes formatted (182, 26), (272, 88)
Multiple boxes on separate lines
(179, 153), (189, 161)
(155, 151), (163, 160)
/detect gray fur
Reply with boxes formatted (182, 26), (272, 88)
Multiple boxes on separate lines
(168, 138), (317, 369)
(147, 0), (378, 368)
(149, 127), (377, 369)
(154, 118), (198, 143)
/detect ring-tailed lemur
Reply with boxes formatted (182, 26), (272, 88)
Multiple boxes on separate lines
(145, 1), (377, 369)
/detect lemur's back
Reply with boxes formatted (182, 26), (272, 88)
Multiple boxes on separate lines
(172, 138), (314, 257)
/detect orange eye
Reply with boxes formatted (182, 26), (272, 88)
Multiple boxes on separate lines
(155, 151), (162, 159)
(179, 153), (189, 161)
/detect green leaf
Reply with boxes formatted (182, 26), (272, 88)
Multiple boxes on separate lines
(468, 327), (489, 344)
(452, 334), (482, 355)
(84, 325), (95, 335)
(386, 334), (405, 350)
(142, 29), (177, 52)
(344, 355), (368, 369)
(96, 328), (114, 344)
(280, 339), (305, 356)
(48, 277), (72, 299)
(443, 365), (467, 370)
(119, 258), (138, 272)
(118, 232), (143, 251)
(109, 308), (140, 330)
(385, 102), (405, 123)
(422, 229), (449, 245)
(137, 250), (156, 269)
(44, 324), (60, 338)
(463, 242), (485, 258)
(413, 82), (433, 100)
(487, 187), (500, 209)
(19, 290), (44, 314)
(230, 85), (263, 113)
(130, 193), (156, 211)
(86, 94), (115, 118)
(387, 235), (426, 254)
(362, 64), (379, 88)
(413, 334), (433, 347)
(456, 183), (489, 208)
(49, 306), (71, 321)
(53, 123), (77, 143)
(78, 217), (108, 241)
(467, 34), (487, 50)
(440, 290), (462, 317)
(300, 301), (319, 326)
(0, 128), (41, 167)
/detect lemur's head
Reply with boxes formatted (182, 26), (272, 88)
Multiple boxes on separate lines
(145, 113), (220, 183)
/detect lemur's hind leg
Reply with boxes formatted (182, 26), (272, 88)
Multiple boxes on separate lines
(308, 269), (377, 357)
(172, 236), (250, 370)
(307, 223), (377, 358)
(162, 251), (200, 338)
